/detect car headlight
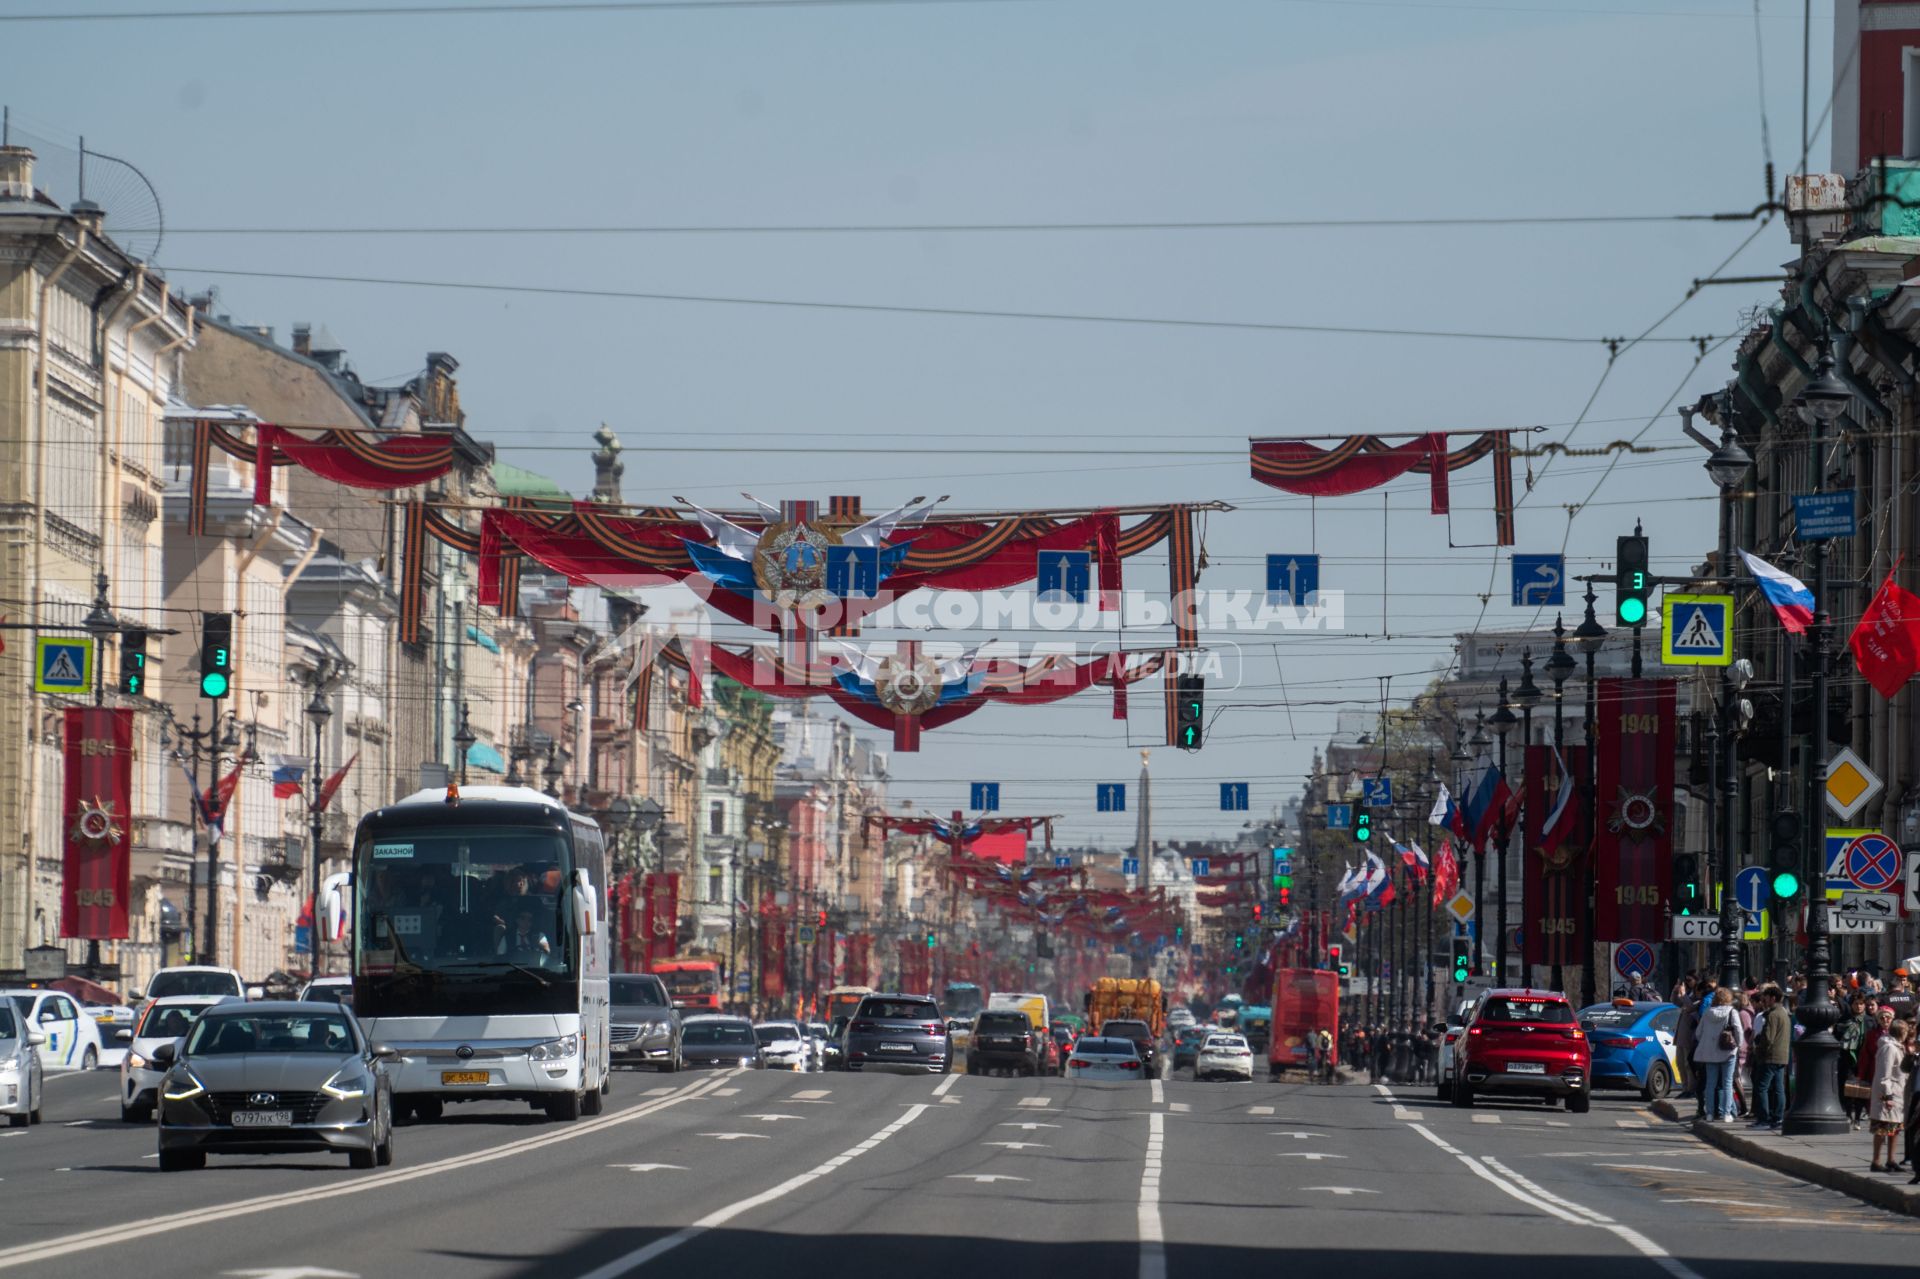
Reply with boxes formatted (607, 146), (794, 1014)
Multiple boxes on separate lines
(320, 1068), (369, 1101)
(528, 1035), (579, 1062)
(0, 1059), (18, 1077)
(161, 1070), (206, 1102)
(126, 1052), (148, 1071)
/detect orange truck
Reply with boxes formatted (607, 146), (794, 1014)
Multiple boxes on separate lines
(1083, 977), (1166, 1037)
(1268, 968), (1339, 1080)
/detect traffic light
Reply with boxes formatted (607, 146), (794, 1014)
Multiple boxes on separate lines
(199, 613), (233, 699)
(1327, 943), (1347, 977)
(817, 909), (828, 928)
(1768, 810), (1804, 902)
(119, 631), (147, 697)
(1615, 533), (1651, 626)
(1674, 853), (1701, 915)
(1233, 932), (1245, 950)
(1276, 883), (1291, 909)
(1174, 924), (1184, 941)
(1451, 937), (1471, 984)
(1251, 903), (1263, 924)
(925, 930), (936, 949)
(1353, 810), (1372, 843)
(1174, 674), (1204, 752)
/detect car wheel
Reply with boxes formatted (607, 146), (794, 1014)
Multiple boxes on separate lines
(547, 1090), (583, 1122)
(81, 1046), (98, 1071)
(6, 1113), (25, 1128)
(158, 1148), (204, 1172)
(120, 1102), (151, 1125)
(583, 1080), (605, 1115)
(375, 1095), (395, 1166)
(349, 1145), (377, 1169)
(1437, 1077), (1451, 1102)
(1567, 1088), (1591, 1114)
(1641, 1062), (1671, 1102)
(1451, 1079), (1473, 1108)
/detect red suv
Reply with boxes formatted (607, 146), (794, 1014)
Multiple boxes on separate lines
(1450, 988), (1590, 1113)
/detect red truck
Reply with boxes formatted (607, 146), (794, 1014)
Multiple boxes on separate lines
(1268, 968), (1339, 1080)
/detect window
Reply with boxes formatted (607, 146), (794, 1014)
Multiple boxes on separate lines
(708, 867), (722, 903)
(709, 802), (725, 836)
(45, 399), (100, 536)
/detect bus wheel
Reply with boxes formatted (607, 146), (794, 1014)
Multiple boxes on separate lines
(546, 1091), (583, 1122)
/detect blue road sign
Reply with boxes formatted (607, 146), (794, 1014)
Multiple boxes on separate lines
(970, 782), (1000, 812)
(1054, 855), (1072, 869)
(1220, 782), (1249, 811)
(1664, 596), (1732, 664)
(1614, 939), (1656, 980)
(1265, 553), (1320, 605)
(1793, 491), (1856, 541)
(1037, 549), (1092, 603)
(1510, 553), (1566, 607)
(1846, 833), (1902, 891)
(1326, 803), (1352, 830)
(1096, 783), (1126, 812)
(1191, 858), (1211, 878)
(1275, 859), (1293, 878)
(1362, 777), (1394, 808)
(1122, 857), (1140, 876)
(825, 544), (881, 597)
(1734, 865), (1771, 914)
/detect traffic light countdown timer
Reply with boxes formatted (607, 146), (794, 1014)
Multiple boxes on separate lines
(200, 612), (233, 698)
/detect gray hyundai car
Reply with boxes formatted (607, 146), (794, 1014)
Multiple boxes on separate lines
(153, 1000), (396, 1171)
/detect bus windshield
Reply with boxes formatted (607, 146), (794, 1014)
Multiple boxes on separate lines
(354, 826), (577, 1016)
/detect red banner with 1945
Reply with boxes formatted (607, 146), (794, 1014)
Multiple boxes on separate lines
(62, 707), (134, 940)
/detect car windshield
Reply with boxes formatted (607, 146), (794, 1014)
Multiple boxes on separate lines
(186, 1011), (355, 1056)
(1178, 1026), (1208, 1043)
(609, 976), (669, 1007)
(138, 1004), (204, 1040)
(976, 1013), (1029, 1032)
(858, 1000), (936, 1021)
(1077, 1039), (1138, 1057)
(301, 985), (354, 1007)
(682, 1022), (754, 1046)
(755, 1024), (802, 1045)
(1579, 1006), (1644, 1027)
(4, 996), (30, 1022)
(0, 1006), (14, 1037)
(147, 972), (241, 999)
(1105, 1021), (1150, 1038)
(1480, 998), (1575, 1025)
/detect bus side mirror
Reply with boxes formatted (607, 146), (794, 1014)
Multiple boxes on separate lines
(573, 870), (597, 937)
(320, 871), (353, 942)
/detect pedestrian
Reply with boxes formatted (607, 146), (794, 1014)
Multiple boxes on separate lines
(1318, 1028), (1335, 1084)
(1626, 971), (1658, 1002)
(1674, 983), (1698, 1102)
(1858, 1003), (1895, 1104)
(1691, 987), (1744, 1123)
(1732, 989), (1756, 1118)
(1749, 985), (1791, 1131)
(1839, 993), (1873, 1130)
(1869, 1018), (1914, 1173)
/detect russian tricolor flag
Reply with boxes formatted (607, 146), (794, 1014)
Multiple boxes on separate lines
(1396, 838), (1430, 880)
(1461, 759), (1512, 850)
(1740, 548), (1815, 634)
(1429, 784), (1466, 840)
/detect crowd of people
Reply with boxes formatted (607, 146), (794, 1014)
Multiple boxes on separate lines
(1669, 965), (1920, 1179)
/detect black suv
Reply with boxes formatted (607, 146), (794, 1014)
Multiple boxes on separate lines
(1102, 1019), (1158, 1074)
(967, 1010), (1045, 1076)
(843, 995), (950, 1074)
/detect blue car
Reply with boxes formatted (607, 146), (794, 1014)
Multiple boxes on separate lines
(1577, 1001), (1681, 1100)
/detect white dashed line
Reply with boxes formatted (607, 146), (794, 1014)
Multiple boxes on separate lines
(1017, 1097), (1051, 1109)
(1471, 1114), (1502, 1124)
(1615, 1119), (1648, 1129)
(1248, 1105), (1274, 1115)
(1138, 1109), (1165, 1279)
(1149, 1077), (1164, 1106)
(1168, 1102), (1190, 1113)
(932, 1073), (961, 1097)
(791, 1089), (830, 1100)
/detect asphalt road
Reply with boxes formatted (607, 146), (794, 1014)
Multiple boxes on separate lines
(2, 1063), (1916, 1279)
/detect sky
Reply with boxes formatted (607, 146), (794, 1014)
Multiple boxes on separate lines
(2, 0), (1836, 847)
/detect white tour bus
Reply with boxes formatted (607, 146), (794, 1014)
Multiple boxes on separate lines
(322, 786), (610, 1122)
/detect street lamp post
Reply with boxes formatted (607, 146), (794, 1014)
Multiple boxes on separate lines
(305, 665), (334, 975)
(1512, 651), (1545, 984)
(1546, 618), (1576, 993)
(1783, 339), (1851, 1135)
(1573, 586), (1608, 1007)
(1487, 693), (1516, 986)
(1469, 710), (1494, 980)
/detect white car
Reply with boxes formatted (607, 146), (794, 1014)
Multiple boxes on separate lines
(119, 995), (234, 1123)
(806, 1022), (831, 1070)
(1065, 1035), (1148, 1082)
(82, 1003), (135, 1069)
(754, 1020), (811, 1071)
(298, 976), (354, 1008)
(0, 989), (105, 1073)
(1194, 1032), (1254, 1082)
(137, 965), (252, 1004)
(0, 1000), (45, 1127)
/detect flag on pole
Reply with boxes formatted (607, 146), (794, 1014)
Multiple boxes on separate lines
(311, 752), (359, 814)
(1431, 840), (1460, 908)
(202, 765), (242, 834)
(1429, 784), (1465, 839)
(270, 755), (306, 799)
(1739, 548), (1816, 634)
(1461, 758), (1511, 850)
(1538, 745), (1577, 856)
(1396, 838), (1431, 879)
(1850, 569), (1920, 698)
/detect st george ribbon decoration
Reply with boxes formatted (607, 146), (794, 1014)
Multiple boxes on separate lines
(1248, 431), (1516, 546)
(186, 418), (457, 536)
(62, 708), (135, 940)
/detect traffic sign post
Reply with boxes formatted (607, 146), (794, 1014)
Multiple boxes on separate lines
(34, 636), (93, 696)
(1037, 550), (1092, 603)
(1661, 594), (1733, 666)
(1734, 865), (1771, 915)
(1511, 553), (1565, 607)
(1122, 857), (1140, 877)
(1905, 847), (1920, 914)
(1326, 804), (1352, 831)
(1361, 778), (1393, 807)
(1793, 491), (1856, 540)
(1671, 914), (1723, 941)
(1054, 855), (1072, 870)
(1823, 747), (1883, 822)
(1096, 783), (1126, 812)
(1614, 939), (1656, 980)
(1191, 858), (1211, 878)
(970, 782), (1000, 812)
(1220, 782), (1249, 812)
(1265, 554), (1320, 606)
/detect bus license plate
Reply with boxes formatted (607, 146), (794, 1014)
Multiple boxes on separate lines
(442, 1070), (490, 1086)
(231, 1110), (292, 1127)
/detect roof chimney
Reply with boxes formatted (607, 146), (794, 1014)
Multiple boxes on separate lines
(292, 323), (311, 356)
(0, 146), (34, 201)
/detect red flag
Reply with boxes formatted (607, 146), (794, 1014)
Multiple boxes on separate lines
(311, 752), (359, 814)
(1850, 570), (1920, 699)
(1431, 840), (1460, 909)
(202, 764), (243, 826)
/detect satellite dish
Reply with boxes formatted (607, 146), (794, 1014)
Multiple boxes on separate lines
(80, 146), (164, 264)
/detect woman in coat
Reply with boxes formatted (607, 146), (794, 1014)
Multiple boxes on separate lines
(1691, 987), (1745, 1122)
(1870, 1018), (1913, 1173)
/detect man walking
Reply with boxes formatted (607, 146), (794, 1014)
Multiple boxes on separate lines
(1749, 984), (1792, 1131)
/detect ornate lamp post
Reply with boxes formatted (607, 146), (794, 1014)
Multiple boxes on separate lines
(1469, 709), (1495, 980)
(1573, 586), (1607, 1006)
(1545, 619), (1576, 992)
(305, 667), (334, 974)
(452, 702), (475, 788)
(1510, 650), (1544, 985)
(1486, 693), (1515, 986)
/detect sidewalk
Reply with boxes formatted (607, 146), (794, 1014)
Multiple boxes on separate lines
(1651, 1098), (1920, 1217)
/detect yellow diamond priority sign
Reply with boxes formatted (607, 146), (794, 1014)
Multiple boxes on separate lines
(1824, 746), (1882, 823)
(1445, 891), (1475, 923)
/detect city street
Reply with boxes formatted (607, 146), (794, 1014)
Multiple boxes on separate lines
(1, 1066), (1912, 1279)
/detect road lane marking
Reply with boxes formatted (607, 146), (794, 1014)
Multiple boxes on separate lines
(1137, 1109), (1165, 1279)
(1149, 1078), (1164, 1106)
(572, 1103), (930, 1279)
(1270, 1130), (1322, 1139)
(1596, 1164), (1692, 1173)
(949, 1174), (1028, 1183)
(1615, 1119), (1648, 1129)
(1408, 1123), (1464, 1156)
(983, 1141), (1050, 1150)
(1471, 1114), (1502, 1123)
(1481, 1156), (1707, 1279)
(1660, 1197), (1773, 1207)
(0, 1073), (731, 1270)
(1276, 1152), (1345, 1160)
(742, 1114), (804, 1122)
(608, 1164), (687, 1172)
(1392, 1107), (1423, 1121)
(932, 1074), (961, 1098)
(1302, 1186), (1377, 1196)
(697, 1132), (771, 1141)
(791, 1089), (830, 1099)
(1247, 1105), (1274, 1115)
(1168, 1102), (1190, 1113)
(642, 1088), (674, 1097)
(1000, 1122), (1060, 1130)
(1017, 1097), (1051, 1108)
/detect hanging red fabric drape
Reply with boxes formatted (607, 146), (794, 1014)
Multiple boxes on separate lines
(1249, 432), (1515, 545)
(252, 425), (456, 506)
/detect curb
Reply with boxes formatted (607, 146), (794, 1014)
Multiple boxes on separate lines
(1652, 1100), (1920, 1218)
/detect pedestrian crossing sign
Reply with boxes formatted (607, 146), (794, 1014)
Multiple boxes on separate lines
(33, 636), (93, 694)
(1660, 593), (1732, 667)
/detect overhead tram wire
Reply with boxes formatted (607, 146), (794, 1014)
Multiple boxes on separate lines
(161, 265), (1712, 347)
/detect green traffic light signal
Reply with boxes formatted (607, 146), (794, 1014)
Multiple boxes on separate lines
(1354, 812), (1372, 843)
(1616, 534), (1651, 627)
(1619, 596), (1646, 625)
(1771, 869), (1802, 900)
(200, 671), (229, 698)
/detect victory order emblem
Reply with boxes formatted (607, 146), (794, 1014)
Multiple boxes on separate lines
(71, 797), (125, 847)
(1605, 786), (1663, 842)
(752, 519), (841, 613)
(872, 651), (946, 717)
